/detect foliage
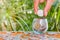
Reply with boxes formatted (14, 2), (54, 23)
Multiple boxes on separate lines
(0, 0), (60, 31)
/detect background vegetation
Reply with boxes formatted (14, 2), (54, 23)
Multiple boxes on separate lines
(0, 0), (60, 32)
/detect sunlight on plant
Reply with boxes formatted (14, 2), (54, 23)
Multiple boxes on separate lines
(0, 0), (60, 32)
(48, 1), (60, 31)
(0, 0), (33, 31)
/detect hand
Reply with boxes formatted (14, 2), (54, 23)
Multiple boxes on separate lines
(44, 0), (54, 16)
(34, 0), (54, 16)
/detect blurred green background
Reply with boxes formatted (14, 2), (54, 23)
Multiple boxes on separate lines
(0, 0), (60, 31)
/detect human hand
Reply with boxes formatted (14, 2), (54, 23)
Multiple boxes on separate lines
(44, 0), (54, 16)
(34, 0), (54, 16)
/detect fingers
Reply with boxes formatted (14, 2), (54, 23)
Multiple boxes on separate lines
(34, 0), (54, 16)
(44, 0), (54, 16)
(34, 0), (39, 14)
(44, 10), (48, 17)
(34, 0), (44, 14)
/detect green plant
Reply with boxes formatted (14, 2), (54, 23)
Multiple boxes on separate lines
(47, 0), (60, 31)
(0, 0), (60, 32)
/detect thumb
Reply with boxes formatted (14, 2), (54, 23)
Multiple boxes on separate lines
(44, 11), (48, 17)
